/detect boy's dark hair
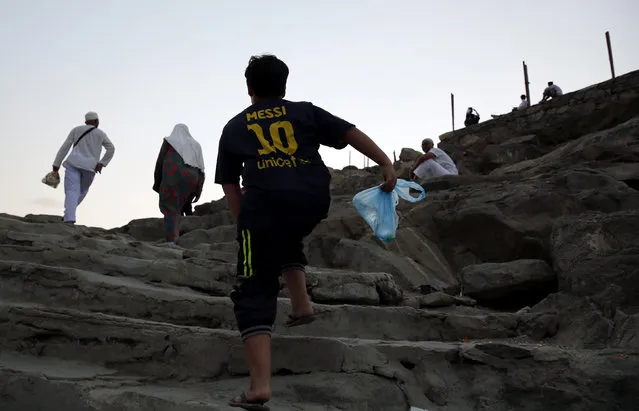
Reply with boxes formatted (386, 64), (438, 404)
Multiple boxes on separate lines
(548, 81), (553, 86)
(244, 54), (289, 98)
(521, 94), (526, 99)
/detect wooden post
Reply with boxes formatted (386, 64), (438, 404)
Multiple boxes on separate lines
(606, 31), (616, 79)
(450, 93), (455, 131)
(523, 61), (531, 106)
(393, 150), (397, 163)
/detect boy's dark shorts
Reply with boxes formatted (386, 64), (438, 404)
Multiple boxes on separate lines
(235, 189), (330, 278)
(231, 221), (322, 340)
(231, 191), (329, 340)
(236, 221), (317, 278)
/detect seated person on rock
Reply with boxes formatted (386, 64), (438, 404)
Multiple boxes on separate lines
(464, 107), (480, 127)
(411, 138), (459, 181)
(491, 94), (531, 119)
(515, 94), (529, 110)
(540, 81), (563, 103)
(214, 54), (397, 410)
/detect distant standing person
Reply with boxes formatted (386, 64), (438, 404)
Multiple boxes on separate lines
(540, 81), (563, 103)
(411, 138), (459, 180)
(52, 111), (115, 224)
(153, 124), (205, 243)
(464, 107), (480, 126)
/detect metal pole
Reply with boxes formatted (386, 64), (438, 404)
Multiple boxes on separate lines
(349, 151), (351, 166)
(523, 61), (531, 106)
(450, 93), (455, 131)
(393, 150), (397, 163)
(606, 31), (616, 79)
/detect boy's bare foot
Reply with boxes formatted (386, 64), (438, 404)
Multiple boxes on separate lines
(237, 334), (271, 409)
(285, 313), (317, 327)
(229, 390), (271, 410)
(282, 268), (314, 318)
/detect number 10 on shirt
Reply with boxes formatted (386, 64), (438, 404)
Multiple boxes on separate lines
(247, 121), (298, 156)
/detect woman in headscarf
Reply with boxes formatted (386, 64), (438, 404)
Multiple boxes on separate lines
(153, 124), (205, 242)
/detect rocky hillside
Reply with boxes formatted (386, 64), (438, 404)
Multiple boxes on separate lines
(1, 72), (638, 410)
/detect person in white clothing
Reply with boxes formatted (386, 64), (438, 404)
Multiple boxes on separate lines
(52, 111), (115, 224)
(411, 138), (458, 181)
(540, 81), (563, 103)
(491, 95), (531, 119)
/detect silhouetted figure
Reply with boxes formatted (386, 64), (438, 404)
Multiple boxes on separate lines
(464, 107), (480, 127)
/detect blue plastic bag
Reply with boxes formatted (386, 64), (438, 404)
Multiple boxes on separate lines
(352, 179), (426, 242)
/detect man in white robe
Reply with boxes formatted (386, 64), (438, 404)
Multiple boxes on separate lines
(52, 111), (115, 223)
(411, 138), (458, 181)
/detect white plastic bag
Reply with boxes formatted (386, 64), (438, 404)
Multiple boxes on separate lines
(352, 178), (426, 242)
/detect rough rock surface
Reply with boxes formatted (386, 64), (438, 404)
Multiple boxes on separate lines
(439, 69), (639, 175)
(461, 259), (556, 301)
(2, 72), (639, 410)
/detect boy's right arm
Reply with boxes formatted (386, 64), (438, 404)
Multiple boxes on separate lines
(312, 105), (397, 192)
(342, 128), (397, 192)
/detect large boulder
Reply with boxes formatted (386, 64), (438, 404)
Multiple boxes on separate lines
(492, 116), (639, 179)
(329, 238), (437, 292)
(399, 147), (422, 162)
(406, 168), (638, 273)
(550, 209), (639, 309)
(461, 259), (556, 302)
(479, 134), (545, 172)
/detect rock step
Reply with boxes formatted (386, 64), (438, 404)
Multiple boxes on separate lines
(0, 261), (555, 342)
(0, 248), (402, 306)
(0, 226), (186, 261)
(0, 243), (234, 296)
(1, 302), (636, 411)
(0, 352), (406, 411)
(1, 221), (437, 307)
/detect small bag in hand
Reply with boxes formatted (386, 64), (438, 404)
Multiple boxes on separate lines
(42, 127), (95, 189)
(41, 171), (60, 189)
(352, 179), (426, 242)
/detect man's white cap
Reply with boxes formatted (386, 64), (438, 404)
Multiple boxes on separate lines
(85, 111), (99, 121)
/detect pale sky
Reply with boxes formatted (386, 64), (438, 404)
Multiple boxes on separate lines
(1, 0), (638, 229)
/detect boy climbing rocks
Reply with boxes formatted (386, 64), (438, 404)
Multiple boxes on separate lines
(214, 54), (397, 410)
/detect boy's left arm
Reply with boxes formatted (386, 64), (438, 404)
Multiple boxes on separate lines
(214, 132), (243, 220)
(222, 184), (242, 218)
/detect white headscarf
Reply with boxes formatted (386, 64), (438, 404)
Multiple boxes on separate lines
(164, 124), (205, 172)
